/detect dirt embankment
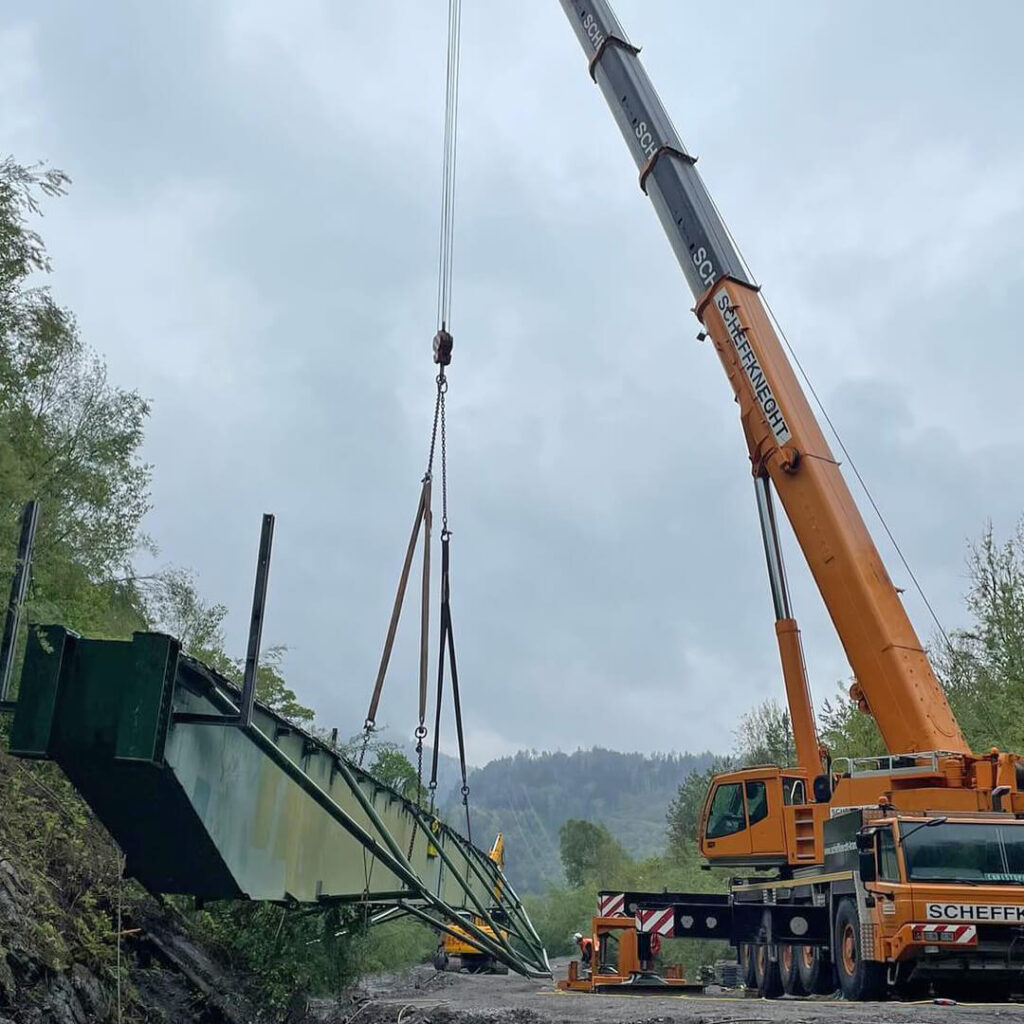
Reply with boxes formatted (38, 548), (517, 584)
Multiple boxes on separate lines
(0, 742), (257, 1024)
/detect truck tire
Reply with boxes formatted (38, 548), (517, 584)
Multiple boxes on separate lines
(432, 949), (449, 972)
(739, 943), (757, 989)
(779, 944), (805, 995)
(753, 944), (783, 999)
(796, 945), (834, 995)
(833, 899), (886, 1001)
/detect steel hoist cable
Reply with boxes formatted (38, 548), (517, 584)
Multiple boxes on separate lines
(361, 0), (472, 848)
(435, 0), (462, 336)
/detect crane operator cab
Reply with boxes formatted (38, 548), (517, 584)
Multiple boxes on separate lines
(699, 767), (810, 866)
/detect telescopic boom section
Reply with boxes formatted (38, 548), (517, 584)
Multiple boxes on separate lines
(557, 0), (969, 758)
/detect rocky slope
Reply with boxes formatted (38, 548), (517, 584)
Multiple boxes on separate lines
(0, 732), (257, 1024)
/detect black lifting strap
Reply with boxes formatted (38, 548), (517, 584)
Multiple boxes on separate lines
(429, 530), (472, 844)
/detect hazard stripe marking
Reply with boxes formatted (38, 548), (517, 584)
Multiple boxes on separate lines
(598, 893), (626, 917)
(636, 907), (674, 936)
(931, 924), (976, 943)
(913, 923), (978, 944)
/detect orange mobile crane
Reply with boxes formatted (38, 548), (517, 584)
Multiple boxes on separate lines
(558, 0), (1024, 1003)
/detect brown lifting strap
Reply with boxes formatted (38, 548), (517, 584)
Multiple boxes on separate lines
(359, 476), (432, 766)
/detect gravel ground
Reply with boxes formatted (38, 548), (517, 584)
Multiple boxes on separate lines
(306, 958), (1024, 1024)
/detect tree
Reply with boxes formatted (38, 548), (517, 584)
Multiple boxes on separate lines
(558, 818), (628, 888)
(935, 518), (1024, 752)
(818, 518), (1024, 759)
(0, 158), (151, 639)
(666, 756), (732, 853)
(252, 646), (315, 725)
(665, 699), (794, 858)
(368, 744), (420, 798)
(734, 698), (795, 767)
(146, 567), (313, 724)
(818, 685), (884, 760)
(146, 566), (228, 656)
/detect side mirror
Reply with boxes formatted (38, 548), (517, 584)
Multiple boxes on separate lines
(812, 774), (831, 803)
(857, 830), (877, 883)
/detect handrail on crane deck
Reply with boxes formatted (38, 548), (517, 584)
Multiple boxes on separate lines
(831, 751), (967, 780)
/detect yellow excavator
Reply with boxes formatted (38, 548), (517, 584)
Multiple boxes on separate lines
(433, 834), (510, 974)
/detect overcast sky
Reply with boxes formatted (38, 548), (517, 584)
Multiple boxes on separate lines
(3, 1), (1023, 761)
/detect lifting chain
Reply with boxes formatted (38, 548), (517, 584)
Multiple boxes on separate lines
(361, 0), (473, 853)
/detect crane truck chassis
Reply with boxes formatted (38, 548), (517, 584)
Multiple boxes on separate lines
(556, 0), (1024, 1002)
(598, 789), (1024, 1001)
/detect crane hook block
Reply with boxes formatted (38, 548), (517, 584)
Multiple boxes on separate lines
(433, 329), (453, 366)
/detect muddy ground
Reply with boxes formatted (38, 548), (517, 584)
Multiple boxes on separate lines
(306, 959), (1023, 1024)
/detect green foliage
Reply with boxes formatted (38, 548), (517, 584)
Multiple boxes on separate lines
(249, 646), (315, 725)
(733, 699), (795, 767)
(558, 819), (628, 889)
(369, 744), (420, 798)
(145, 565), (228, 656)
(665, 702), (795, 855)
(813, 518), (1024, 760)
(452, 748), (715, 891)
(146, 567), (314, 724)
(818, 685), (885, 759)
(0, 720), (137, 1008)
(0, 157), (425, 1015)
(665, 756), (732, 851)
(935, 518), (1024, 752)
(347, 917), (434, 975)
(529, 833), (729, 973)
(0, 158), (151, 642)
(522, 885), (594, 956)
(184, 901), (433, 1010)
(187, 901), (359, 1007)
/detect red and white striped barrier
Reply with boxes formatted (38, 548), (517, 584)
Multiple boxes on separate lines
(598, 892), (626, 917)
(636, 907), (675, 936)
(911, 923), (977, 944)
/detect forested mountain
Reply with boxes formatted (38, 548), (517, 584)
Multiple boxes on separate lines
(441, 748), (715, 892)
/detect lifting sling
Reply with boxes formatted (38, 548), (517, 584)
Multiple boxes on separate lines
(359, 0), (471, 844)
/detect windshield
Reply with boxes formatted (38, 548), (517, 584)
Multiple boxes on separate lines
(901, 821), (1024, 884)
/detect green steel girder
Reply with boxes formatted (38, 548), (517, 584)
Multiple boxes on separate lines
(6, 626), (549, 978)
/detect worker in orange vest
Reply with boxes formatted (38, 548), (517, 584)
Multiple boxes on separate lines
(573, 931), (594, 971)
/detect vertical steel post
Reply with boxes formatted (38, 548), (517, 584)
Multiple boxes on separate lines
(0, 500), (40, 706)
(238, 513), (274, 728)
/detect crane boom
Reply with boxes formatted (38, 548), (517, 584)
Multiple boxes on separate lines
(557, 0), (969, 758)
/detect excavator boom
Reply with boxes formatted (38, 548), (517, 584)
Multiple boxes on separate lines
(557, 0), (968, 758)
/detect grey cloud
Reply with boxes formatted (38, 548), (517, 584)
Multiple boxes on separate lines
(3, 0), (1023, 759)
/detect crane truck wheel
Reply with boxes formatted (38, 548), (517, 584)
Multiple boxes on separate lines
(738, 943), (757, 989)
(833, 900), (886, 1001)
(779, 944), (805, 996)
(796, 944), (834, 995)
(753, 943), (783, 999)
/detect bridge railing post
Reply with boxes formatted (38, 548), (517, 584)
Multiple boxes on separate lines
(238, 512), (274, 729)
(0, 499), (40, 709)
